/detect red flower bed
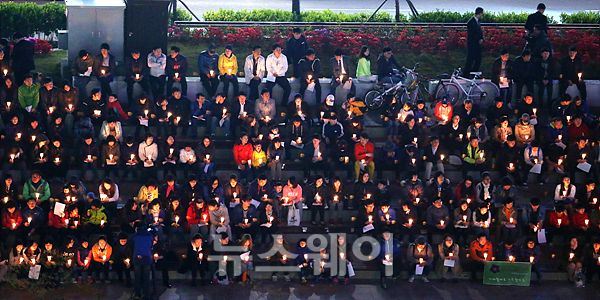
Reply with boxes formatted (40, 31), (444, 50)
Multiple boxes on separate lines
(32, 38), (52, 55)
(173, 26), (600, 64)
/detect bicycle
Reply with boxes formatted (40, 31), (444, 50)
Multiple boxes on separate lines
(364, 64), (430, 111)
(433, 67), (500, 106)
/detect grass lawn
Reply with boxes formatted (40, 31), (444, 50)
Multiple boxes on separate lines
(34, 49), (66, 80)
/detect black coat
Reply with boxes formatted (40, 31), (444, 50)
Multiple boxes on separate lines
(466, 17), (483, 47)
(11, 39), (35, 73)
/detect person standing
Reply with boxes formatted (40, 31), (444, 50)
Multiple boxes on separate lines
(11, 32), (35, 85)
(285, 28), (309, 78)
(265, 44), (291, 105)
(132, 224), (153, 300)
(244, 46), (266, 102)
(464, 7), (484, 77)
(147, 46), (167, 98)
(525, 3), (548, 34)
(166, 46), (188, 97)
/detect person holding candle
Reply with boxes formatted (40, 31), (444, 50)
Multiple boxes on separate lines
(547, 204), (570, 244)
(453, 200), (471, 246)
(491, 48), (514, 103)
(293, 239), (313, 284)
(425, 172), (454, 207)
(554, 175), (577, 205)
(208, 199), (231, 242)
(75, 239), (93, 283)
(462, 136), (487, 179)
(257, 202), (278, 246)
(302, 135), (330, 179)
(571, 203), (591, 241)
(422, 136), (446, 180)
(223, 175), (244, 209)
(498, 198), (519, 243)
(125, 49), (150, 103)
(437, 234), (461, 282)
(166, 46), (189, 97)
(426, 197), (450, 239)
(521, 197), (546, 236)
(565, 237), (584, 283)
(567, 136), (596, 179)
(168, 88), (191, 137)
(121, 136), (140, 180)
(186, 198), (209, 239)
(585, 239), (600, 283)
(216, 45), (238, 99)
(90, 235), (112, 283)
(130, 95), (154, 139)
(559, 46), (586, 101)
(515, 113), (535, 147)
(86, 199), (108, 235)
(255, 89), (277, 131)
(519, 238), (542, 283)
(112, 233), (133, 286)
(233, 134), (254, 184)
(406, 236), (433, 283)
(353, 133), (375, 182)
(266, 138), (285, 181)
(307, 176), (329, 226)
(93, 43), (116, 95)
(297, 49), (322, 102)
(184, 234), (208, 286)
(469, 233), (493, 280)
(1, 200), (23, 254)
(138, 134), (158, 177)
(41, 239), (58, 273)
(250, 143), (268, 178)
(166, 199), (186, 239)
(230, 196), (257, 240)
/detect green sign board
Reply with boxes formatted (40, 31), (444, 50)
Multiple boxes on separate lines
(483, 261), (531, 286)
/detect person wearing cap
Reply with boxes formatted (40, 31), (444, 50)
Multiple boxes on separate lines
(319, 94), (339, 120)
(406, 236), (434, 283)
(491, 48), (513, 103)
(244, 45), (266, 102)
(112, 232), (133, 286)
(217, 45), (238, 98)
(433, 98), (453, 125)
(297, 48), (322, 102)
(285, 28), (309, 78)
(166, 46), (189, 96)
(93, 43), (116, 95)
(330, 48), (356, 96)
(126, 49), (150, 103)
(265, 44), (291, 104)
(559, 46), (586, 101)
(198, 44), (220, 98)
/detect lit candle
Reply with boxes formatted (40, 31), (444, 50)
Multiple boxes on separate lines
(232, 192), (238, 199)
(84, 258), (89, 265)
(6, 101), (11, 109)
(202, 214), (208, 222)
(440, 219), (445, 226)
(222, 108), (227, 115)
(11, 222), (16, 229)
(339, 253), (345, 260)
(582, 153), (587, 160)
(566, 115), (571, 122)
(74, 220), (79, 227)
(557, 134), (562, 141)
(307, 74), (312, 81)
(153, 216), (158, 223)
(408, 218), (413, 225)
(368, 215), (373, 223)
(175, 215), (180, 224)
(101, 69), (106, 75)
(509, 162), (514, 170)
(16, 132), (21, 139)
(102, 254), (107, 262)
(578, 72), (582, 80)
(419, 258), (424, 264)
(54, 157), (60, 164)
(557, 218), (562, 226)
(108, 154), (113, 161)
(39, 153), (44, 159)
(220, 216), (225, 223)
(100, 219), (106, 226)
(87, 154), (92, 161)
(31, 258), (36, 265)
(479, 151), (485, 160)
(67, 258), (72, 267)
(244, 218), (248, 224)
(459, 133), (463, 140)
(209, 70), (214, 77)
(282, 255), (287, 262)
(530, 256), (534, 263)
(569, 252), (574, 260)
(415, 197), (420, 204)
(154, 253), (159, 260)
(483, 252), (488, 260)
(31, 135), (36, 142)
(463, 215), (467, 222)
(532, 108), (537, 115)
(2, 69), (7, 76)
(558, 158), (563, 165)
(509, 217), (514, 224)
(144, 109), (149, 117)
(385, 213), (390, 221)
(333, 195), (339, 202)
(65, 219), (69, 226)
(584, 219), (589, 226)
(34, 192), (40, 200)
(508, 255), (515, 262)
(440, 154), (445, 161)
(174, 72), (179, 79)
(366, 193), (371, 199)
(449, 252), (454, 257)
(411, 158), (416, 165)
(593, 198), (598, 205)
(167, 112), (172, 119)
(68, 104), (74, 111)
(124, 258), (130, 266)
(135, 74), (140, 80)
(93, 109), (101, 116)
(385, 254), (390, 261)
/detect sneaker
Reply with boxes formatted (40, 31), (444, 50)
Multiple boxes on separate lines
(272, 275), (278, 282)
(422, 276), (430, 283)
(408, 276), (415, 283)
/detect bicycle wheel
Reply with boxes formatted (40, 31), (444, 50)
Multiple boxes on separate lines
(468, 81), (500, 107)
(365, 90), (384, 110)
(434, 82), (461, 105)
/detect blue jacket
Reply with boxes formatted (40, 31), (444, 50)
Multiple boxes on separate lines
(230, 205), (257, 225)
(133, 230), (153, 265)
(198, 51), (218, 75)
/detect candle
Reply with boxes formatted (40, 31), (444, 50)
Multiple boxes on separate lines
(39, 153), (44, 159)
(419, 258), (424, 264)
(55, 157), (60, 164)
(479, 151), (485, 159)
(202, 214), (208, 222)
(16, 132), (21, 139)
(558, 158), (563, 165)
(532, 108), (537, 115)
(130, 154), (135, 161)
(175, 215), (180, 224)
(34, 192), (40, 200)
(509, 255), (515, 262)
(135, 74), (140, 80)
(339, 253), (345, 260)
(198, 253), (203, 260)
(68, 104), (74, 111)
(19, 257), (24, 264)
(65, 219), (69, 226)
(578, 72), (582, 80)
(333, 195), (339, 202)
(275, 155), (280, 161)
(557, 219), (562, 226)
(167, 112), (172, 119)
(385, 213), (390, 221)
(232, 192), (238, 199)
(368, 215), (373, 223)
(566, 115), (571, 122)
(93, 109), (101, 116)
(569, 252), (574, 260)
(593, 198), (598, 205)
(582, 153), (587, 160)
(244, 218), (248, 224)
(31, 135), (36, 142)
(2, 69), (7, 76)
(282, 255), (287, 262)
(74, 220), (79, 227)
(87, 154), (92, 161)
(467, 131), (472, 139)
(154, 253), (159, 260)
(339, 75), (344, 82)
(101, 69), (106, 75)
(258, 134), (263, 140)
(265, 116), (271, 122)
(463, 215), (467, 222)
(124, 258), (130, 265)
(557, 134), (562, 141)
(108, 154), (113, 161)
(153, 216), (158, 223)
(84, 258), (89, 265)
(220, 217), (225, 223)
(415, 197), (420, 204)
(102, 254), (107, 262)
(144, 109), (149, 117)
(31, 258), (36, 265)
(483, 252), (488, 260)
(385, 254), (390, 261)
(408, 218), (413, 225)
(174, 72), (179, 79)
(584, 219), (589, 226)
(169, 148), (174, 155)
(509, 162), (514, 170)
(509, 217), (514, 224)
(449, 252), (454, 257)
(440, 154), (445, 161)
(459, 133), (463, 140)
(209, 70), (214, 77)
(530, 256), (534, 263)
(222, 108), (227, 115)
(48, 106), (55, 114)
(100, 220), (106, 226)
(366, 193), (372, 199)
(533, 225), (538, 232)
(11, 222), (16, 229)
(67, 258), (72, 267)
(307, 74), (312, 81)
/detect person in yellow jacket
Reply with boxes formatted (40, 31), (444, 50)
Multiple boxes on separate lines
(251, 143), (268, 170)
(91, 236), (113, 283)
(218, 45), (239, 97)
(136, 181), (159, 203)
(462, 136), (487, 178)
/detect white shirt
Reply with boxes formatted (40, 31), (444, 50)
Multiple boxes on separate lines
(147, 53), (166, 77)
(266, 53), (288, 79)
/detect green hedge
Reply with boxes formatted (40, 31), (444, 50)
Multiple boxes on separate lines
(0, 2), (66, 37)
(203, 9), (393, 22)
(560, 11), (600, 24)
(410, 10), (555, 23)
(171, 8), (193, 22)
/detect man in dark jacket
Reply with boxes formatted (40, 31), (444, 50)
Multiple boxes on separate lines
(297, 48), (322, 101)
(491, 49), (514, 103)
(513, 50), (536, 102)
(125, 49), (150, 103)
(71, 50), (94, 97)
(464, 7), (484, 77)
(11, 32), (35, 85)
(525, 3), (548, 34)
(330, 48), (356, 96)
(559, 46), (586, 100)
(377, 47), (401, 83)
(197, 45), (219, 98)
(93, 43), (117, 95)
(285, 28), (309, 77)
(166, 46), (188, 96)
(536, 48), (557, 106)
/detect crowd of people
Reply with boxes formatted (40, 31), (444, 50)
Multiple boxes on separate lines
(0, 3), (599, 299)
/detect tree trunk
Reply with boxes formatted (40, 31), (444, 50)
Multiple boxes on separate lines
(292, 0), (301, 21)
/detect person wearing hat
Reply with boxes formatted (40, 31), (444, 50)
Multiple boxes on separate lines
(166, 46), (189, 96)
(406, 236), (434, 283)
(93, 43), (116, 95)
(217, 45), (238, 98)
(112, 232), (133, 286)
(198, 44), (220, 98)
(297, 48), (322, 102)
(491, 48), (514, 103)
(319, 94), (338, 120)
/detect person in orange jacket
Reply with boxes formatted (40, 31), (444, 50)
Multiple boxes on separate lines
(469, 233), (493, 280)
(91, 235), (113, 283)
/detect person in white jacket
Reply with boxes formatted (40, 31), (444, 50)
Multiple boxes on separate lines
(265, 44), (291, 105)
(147, 47), (167, 97)
(244, 46), (266, 102)
(138, 134), (158, 176)
(179, 144), (197, 177)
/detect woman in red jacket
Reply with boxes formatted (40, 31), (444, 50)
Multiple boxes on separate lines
(233, 134), (253, 183)
(186, 198), (210, 239)
(2, 200), (23, 230)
